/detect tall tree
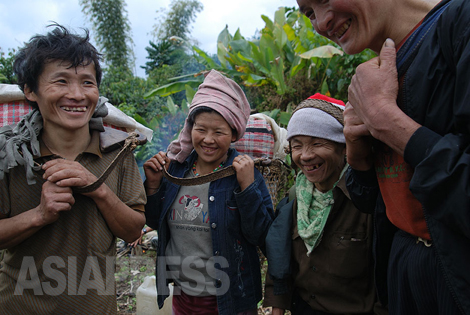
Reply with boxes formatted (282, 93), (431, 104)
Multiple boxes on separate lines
(153, 0), (203, 42)
(136, 0), (205, 158)
(144, 0), (204, 77)
(0, 48), (16, 84)
(80, 0), (134, 74)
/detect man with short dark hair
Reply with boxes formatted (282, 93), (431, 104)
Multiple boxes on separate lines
(0, 24), (146, 314)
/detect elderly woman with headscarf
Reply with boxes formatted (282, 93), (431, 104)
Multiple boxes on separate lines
(143, 70), (274, 315)
(263, 94), (387, 315)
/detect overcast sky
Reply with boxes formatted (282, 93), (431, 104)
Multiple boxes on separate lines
(0, 0), (296, 77)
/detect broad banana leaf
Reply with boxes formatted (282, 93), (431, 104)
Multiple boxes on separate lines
(185, 85), (197, 104)
(300, 45), (343, 59)
(261, 15), (274, 31)
(166, 96), (177, 116)
(145, 79), (202, 98)
(217, 42), (230, 68)
(193, 46), (219, 69)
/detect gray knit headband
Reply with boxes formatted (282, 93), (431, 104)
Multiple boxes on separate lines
(292, 98), (344, 126)
(287, 98), (345, 144)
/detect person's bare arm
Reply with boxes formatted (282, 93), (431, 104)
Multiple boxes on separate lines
(85, 184), (145, 242)
(129, 227), (155, 247)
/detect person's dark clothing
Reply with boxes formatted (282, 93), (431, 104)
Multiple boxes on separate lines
(264, 177), (386, 314)
(145, 148), (274, 315)
(346, 0), (470, 313)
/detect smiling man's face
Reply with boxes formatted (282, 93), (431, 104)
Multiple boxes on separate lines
(24, 59), (99, 134)
(296, 0), (387, 54)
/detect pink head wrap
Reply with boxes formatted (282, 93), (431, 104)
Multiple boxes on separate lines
(167, 70), (251, 163)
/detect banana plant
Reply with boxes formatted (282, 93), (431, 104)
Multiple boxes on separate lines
(145, 7), (343, 99)
(144, 6), (374, 128)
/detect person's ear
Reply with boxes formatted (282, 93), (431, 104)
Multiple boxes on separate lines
(23, 85), (38, 103)
(231, 130), (237, 142)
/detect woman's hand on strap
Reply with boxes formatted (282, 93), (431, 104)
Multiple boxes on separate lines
(232, 154), (254, 191)
(143, 151), (170, 194)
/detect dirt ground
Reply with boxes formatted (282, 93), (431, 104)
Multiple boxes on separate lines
(115, 237), (157, 314)
(115, 235), (275, 314)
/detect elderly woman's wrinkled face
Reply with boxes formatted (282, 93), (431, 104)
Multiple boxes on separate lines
(291, 135), (346, 192)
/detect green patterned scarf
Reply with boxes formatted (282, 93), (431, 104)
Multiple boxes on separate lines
(296, 164), (348, 256)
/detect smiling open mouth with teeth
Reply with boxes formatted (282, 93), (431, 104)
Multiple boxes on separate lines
(202, 146), (217, 153)
(305, 164), (321, 171)
(61, 106), (87, 112)
(336, 19), (351, 39)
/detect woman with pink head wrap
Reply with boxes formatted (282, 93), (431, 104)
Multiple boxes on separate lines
(167, 69), (251, 163)
(141, 70), (274, 315)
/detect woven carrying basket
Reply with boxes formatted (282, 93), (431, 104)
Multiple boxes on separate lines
(256, 159), (291, 207)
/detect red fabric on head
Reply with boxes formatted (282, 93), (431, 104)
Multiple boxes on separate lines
(307, 93), (345, 108)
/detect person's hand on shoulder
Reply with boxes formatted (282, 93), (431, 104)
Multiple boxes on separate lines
(348, 38), (421, 155)
(232, 154), (254, 191)
(42, 159), (100, 196)
(348, 39), (399, 138)
(143, 151), (170, 195)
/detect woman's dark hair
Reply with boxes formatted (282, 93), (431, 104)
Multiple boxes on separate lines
(187, 106), (237, 138)
(187, 107), (215, 128)
(13, 23), (102, 105)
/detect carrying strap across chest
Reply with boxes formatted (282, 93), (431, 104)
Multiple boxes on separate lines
(162, 158), (288, 186)
(72, 131), (146, 193)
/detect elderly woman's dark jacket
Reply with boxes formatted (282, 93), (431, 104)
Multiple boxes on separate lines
(264, 176), (381, 314)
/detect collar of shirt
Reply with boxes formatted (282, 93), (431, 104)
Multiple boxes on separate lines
(37, 130), (102, 159)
